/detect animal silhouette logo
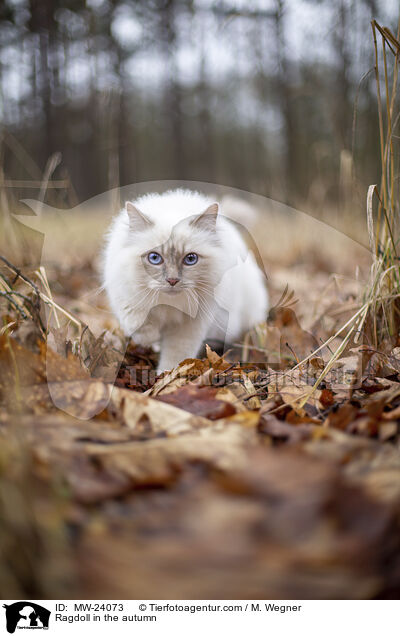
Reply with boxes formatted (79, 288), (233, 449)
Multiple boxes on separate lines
(3, 602), (50, 633)
(9, 180), (370, 415)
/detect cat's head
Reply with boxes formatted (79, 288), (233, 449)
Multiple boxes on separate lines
(126, 199), (222, 294)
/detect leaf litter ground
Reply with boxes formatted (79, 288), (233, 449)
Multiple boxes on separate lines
(1, 243), (400, 600)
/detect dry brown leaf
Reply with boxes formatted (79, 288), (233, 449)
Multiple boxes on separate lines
(324, 403), (360, 430)
(206, 343), (222, 365)
(378, 422), (398, 441)
(109, 385), (213, 434)
(216, 384), (248, 412)
(0, 334), (46, 392)
(156, 384), (236, 420)
(146, 362), (195, 396)
(274, 383), (315, 414)
(381, 404), (400, 420)
(258, 412), (313, 444)
(221, 410), (260, 427)
(0, 335), (88, 405)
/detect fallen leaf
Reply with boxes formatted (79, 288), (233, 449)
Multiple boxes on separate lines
(156, 384), (236, 420)
(109, 385), (213, 434)
(258, 412), (313, 444)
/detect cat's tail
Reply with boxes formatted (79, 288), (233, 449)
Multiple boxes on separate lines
(220, 195), (259, 229)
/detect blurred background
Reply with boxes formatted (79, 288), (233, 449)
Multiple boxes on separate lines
(0, 0), (398, 226)
(2, 2), (400, 602)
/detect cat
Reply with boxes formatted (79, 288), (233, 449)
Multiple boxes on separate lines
(102, 189), (269, 373)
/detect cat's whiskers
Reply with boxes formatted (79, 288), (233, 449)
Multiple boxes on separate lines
(123, 285), (159, 315)
(185, 288), (200, 318)
(195, 292), (226, 332)
(195, 286), (214, 299)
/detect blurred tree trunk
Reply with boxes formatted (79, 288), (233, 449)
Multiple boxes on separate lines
(160, 0), (186, 178)
(197, 26), (216, 182)
(274, 0), (298, 202)
(28, 0), (57, 162)
(332, 0), (352, 150)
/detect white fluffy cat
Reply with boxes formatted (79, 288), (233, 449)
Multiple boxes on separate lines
(103, 189), (268, 373)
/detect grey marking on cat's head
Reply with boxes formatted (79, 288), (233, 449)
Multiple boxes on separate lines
(134, 202), (221, 296)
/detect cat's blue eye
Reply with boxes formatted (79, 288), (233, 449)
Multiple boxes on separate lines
(183, 252), (198, 266)
(147, 252), (163, 265)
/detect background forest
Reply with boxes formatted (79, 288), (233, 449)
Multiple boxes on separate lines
(0, 0), (398, 220)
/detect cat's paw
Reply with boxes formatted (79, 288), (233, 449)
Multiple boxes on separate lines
(156, 362), (174, 375)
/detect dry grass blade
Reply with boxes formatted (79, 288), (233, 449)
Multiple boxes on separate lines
(0, 255), (83, 335)
(0, 254), (46, 334)
(365, 19), (400, 344)
(366, 184), (377, 257)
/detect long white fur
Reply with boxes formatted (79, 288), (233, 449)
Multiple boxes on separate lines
(102, 189), (268, 372)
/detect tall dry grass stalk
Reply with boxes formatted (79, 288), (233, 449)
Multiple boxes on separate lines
(363, 20), (400, 346)
(295, 19), (400, 408)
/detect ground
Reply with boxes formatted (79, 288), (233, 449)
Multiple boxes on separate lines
(0, 206), (399, 599)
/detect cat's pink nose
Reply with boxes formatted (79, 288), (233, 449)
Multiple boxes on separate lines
(166, 277), (180, 286)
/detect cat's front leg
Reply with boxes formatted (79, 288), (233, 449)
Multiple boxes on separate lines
(131, 321), (160, 347)
(119, 310), (160, 348)
(157, 318), (208, 373)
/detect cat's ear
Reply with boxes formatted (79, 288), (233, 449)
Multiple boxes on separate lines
(126, 202), (153, 231)
(190, 202), (219, 231)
